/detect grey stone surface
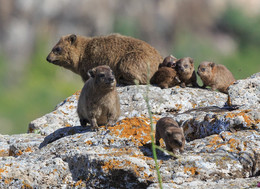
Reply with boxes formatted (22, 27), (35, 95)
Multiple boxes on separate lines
(0, 73), (259, 188)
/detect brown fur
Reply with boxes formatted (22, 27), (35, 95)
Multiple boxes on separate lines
(155, 117), (185, 154)
(77, 65), (121, 131)
(197, 61), (236, 93)
(158, 55), (177, 68)
(176, 57), (199, 88)
(46, 33), (163, 85)
(150, 67), (180, 89)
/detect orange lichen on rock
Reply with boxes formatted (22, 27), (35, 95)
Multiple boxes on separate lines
(184, 166), (199, 175)
(175, 104), (183, 111)
(206, 135), (223, 149)
(0, 149), (9, 157)
(102, 158), (154, 181)
(227, 138), (240, 152)
(85, 140), (93, 146)
(105, 117), (159, 146)
(24, 147), (32, 153)
(226, 110), (259, 127)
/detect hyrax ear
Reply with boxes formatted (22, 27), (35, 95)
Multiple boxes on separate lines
(189, 57), (194, 64)
(68, 34), (77, 45)
(88, 68), (96, 78)
(210, 62), (215, 68)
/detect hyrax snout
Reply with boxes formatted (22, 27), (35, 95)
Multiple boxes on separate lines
(197, 61), (236, 93)
(155, 117), (185, 154)
(77, 65), (121, 131)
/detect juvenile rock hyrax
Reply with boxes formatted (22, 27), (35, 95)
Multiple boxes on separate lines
(197, 61), (236, 93)
(158, 55), (177, 68)
(150, 55), (180, 89)
(176, 57), (199, 88)
(46, 34), (163, 85)
(150, 67), (180, 89)
(155, 117), (185, 154)
(77, 65), (121, 131)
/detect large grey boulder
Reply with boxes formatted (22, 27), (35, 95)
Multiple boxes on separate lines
(0, 73), (259, 188)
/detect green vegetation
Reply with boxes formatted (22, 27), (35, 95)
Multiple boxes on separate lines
(0, 37), (82, 134)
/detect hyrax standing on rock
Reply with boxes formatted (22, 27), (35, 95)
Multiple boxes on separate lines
(150, 55), (180, 89)
(77, 65), (120, 131)
(155, 117), (185, 154)
(46, 33), (162, 85)
(197, 61), (236, 93)
(176, 57), (199, 88)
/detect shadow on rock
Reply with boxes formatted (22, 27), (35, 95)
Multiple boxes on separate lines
(39, 126), (91, 148)
(64, 154), (151, 188)
(139, 143), (173, 161)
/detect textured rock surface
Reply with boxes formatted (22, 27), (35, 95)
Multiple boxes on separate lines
(0, 73), (259, 188)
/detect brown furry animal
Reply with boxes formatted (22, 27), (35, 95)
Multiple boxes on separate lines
(197, 61), (236, 93)
(176, 57), (199, 88)
(46, 33), (162, 85)
(158, 55), (177, 68)
(150, 67), (180, 89)
(155, 117), (185, 154)
(150, 55), (180, 89)
(77, 65), (121, 131)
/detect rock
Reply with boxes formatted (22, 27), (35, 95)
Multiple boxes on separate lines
(0, 73), (259, 188)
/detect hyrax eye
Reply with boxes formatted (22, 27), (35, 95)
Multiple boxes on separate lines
(98, 73), (105, 78)
(201, 68), (205, 72)
(54, 47), (62, 54)
(184, 65), (189, 68)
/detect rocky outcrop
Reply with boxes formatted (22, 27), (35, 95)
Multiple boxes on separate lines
(0, 73), (259, 188)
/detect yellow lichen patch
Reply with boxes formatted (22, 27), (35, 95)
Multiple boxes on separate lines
(102, 158), (154, 181)
(226, 110), (258, 126)
(103, 117), (159, 146)
(24, 147), (32, 153)
(206, 135), (223, 149)
(22, 182), (33, 189)
(0, 149), (9, 157)
(175, 104), (182, 111)
(227, 138), (240, 152)
(192, 103), (197, 109)
(0, 168), (5, 174)
(184, 166), (199, 176)
(4, 178), (12, 184)
(75, 179), (82, 186)
(16, 150), (23, 156)
(64, 123), (71, 127)
(85, 140), (93, 146)
(73, 90), (81, 96)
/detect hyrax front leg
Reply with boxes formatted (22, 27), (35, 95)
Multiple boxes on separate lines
(90, 118), (99, 131)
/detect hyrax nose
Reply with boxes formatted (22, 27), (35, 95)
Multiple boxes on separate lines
(177, 141), (183, 147)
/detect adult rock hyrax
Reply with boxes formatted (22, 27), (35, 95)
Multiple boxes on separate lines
(155, 117), (185, 154)
(197, 61), (236, 93)
(77, 65), (121, 131)
(46, 33), (163, 85)
(176, 57), (199, 88)
(150, 55), (180, 89)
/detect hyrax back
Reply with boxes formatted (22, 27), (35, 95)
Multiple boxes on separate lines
(77, 65), (121, 131)
(176, 57), (199, 88)
(155, 117), (185, 153)
(46, 34), (163, 85)
(197, 61), (236, 93)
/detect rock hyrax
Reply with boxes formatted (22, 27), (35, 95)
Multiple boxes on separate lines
(150, 67), (180, 89)
(158, 55), (177, 68)
(155, 117), (185, 154)
(197, 61), (236, 93)
(46, 33), (163, 85)
(176, 57), (199, 88)
(77, 65), (121, 131)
